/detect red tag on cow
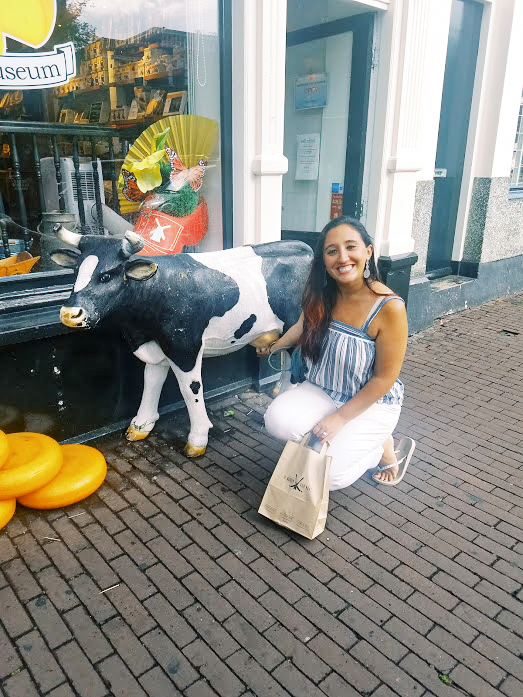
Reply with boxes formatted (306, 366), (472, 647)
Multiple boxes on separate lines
(134, 198), (209, 256)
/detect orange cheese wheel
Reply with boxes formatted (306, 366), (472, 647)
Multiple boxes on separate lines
(0, 499), (16, 530)
(0, 433), (62, 500)
(0, 430), (8, 468)
(18, 444), (107, 509)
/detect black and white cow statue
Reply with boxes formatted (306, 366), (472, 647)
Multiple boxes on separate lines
(51, 226), (313, 456)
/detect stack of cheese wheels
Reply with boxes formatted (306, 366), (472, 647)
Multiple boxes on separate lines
(0, 430), (16, 530)
(19, 444), (107, 509)
(0, 432), (107, 527)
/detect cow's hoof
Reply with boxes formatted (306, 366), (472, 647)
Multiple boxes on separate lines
(126, 420), (156, 441)
(184, 443), (207, 457)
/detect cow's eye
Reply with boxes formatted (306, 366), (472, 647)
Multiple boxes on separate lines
(100, 272), (111, 283)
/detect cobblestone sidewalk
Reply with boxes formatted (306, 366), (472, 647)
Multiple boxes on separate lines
(1, 292), (522, 697)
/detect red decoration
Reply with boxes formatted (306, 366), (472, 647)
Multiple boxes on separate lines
(330, 192), (343, 220)
(134, 198), (209, 256)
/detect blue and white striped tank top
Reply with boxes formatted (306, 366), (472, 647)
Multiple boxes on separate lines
(305, 295), (404, 406)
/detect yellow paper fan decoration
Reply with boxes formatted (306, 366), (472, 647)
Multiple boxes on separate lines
(118, 115), (219, 214)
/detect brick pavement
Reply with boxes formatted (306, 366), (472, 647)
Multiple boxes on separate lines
(1, 291), (522, 697)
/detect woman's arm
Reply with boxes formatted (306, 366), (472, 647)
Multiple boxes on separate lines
(256, 313), (304, 356)
(314, 299), (408, 443)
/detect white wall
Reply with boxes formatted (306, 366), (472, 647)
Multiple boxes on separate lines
(365, 0), (452, 257)
(452, 0), (523, 261)
(232, 0), (288, 247)
(468, 0), (523, 179)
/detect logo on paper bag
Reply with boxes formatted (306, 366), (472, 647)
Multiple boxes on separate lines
(286, 475), (310, 492)
(0, 1), (76, 89)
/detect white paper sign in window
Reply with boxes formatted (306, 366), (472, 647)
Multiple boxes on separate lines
(295, 133), (321, 181)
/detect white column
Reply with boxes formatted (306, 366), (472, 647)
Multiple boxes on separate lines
(366, 0), (452, 257)
(232, 0), (288, 247)
(453, 0), (522, 259)
(466, 0), (515, 179)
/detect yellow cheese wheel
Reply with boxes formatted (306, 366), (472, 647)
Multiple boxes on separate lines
(0, 499), (16, 530)
(0, 430), (8, 468)
(0, 433), (62, 500)
(18, 444), (107, 509)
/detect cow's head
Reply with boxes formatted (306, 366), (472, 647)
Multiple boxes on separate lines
(51, 225), (158, 329)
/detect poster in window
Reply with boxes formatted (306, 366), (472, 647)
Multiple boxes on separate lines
(295, 73), (327, 111)
(295, 133), (321, 181)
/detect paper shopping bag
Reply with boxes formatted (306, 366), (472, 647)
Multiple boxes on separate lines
(258, 433), (332, 539)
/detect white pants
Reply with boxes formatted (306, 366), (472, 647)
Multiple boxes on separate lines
(264, 381), (401, 491)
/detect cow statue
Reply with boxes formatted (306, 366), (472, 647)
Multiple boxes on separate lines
(51, 226), (313, 456)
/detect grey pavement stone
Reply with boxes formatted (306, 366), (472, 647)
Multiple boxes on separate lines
(0, 292), (522, 697)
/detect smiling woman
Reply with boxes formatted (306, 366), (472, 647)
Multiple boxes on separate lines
(264, 215), (416, 491)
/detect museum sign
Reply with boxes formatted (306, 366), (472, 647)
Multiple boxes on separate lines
(0, 0), (76, 88)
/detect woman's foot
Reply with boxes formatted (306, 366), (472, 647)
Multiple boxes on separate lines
(372, 437), (416, 486)
(374, 435), (398, 483)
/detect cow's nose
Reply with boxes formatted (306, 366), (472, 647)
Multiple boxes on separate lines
(60, 306), (87, 327)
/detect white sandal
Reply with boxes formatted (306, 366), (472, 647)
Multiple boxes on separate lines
(372, 437), (416, 486)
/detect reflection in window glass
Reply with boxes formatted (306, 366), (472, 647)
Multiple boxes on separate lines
(0, 0), (222, 274)
(510, 102), (523, 190)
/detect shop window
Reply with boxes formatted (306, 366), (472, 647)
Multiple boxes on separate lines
(509, 98), (523, 199)
(0, 0), (224, 278)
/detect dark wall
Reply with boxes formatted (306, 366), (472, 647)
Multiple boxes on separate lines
(407, 254), (523, 334)
(1, 327), (256, 441)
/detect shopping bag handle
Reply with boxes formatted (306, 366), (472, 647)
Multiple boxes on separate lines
(267, 346), (293, 371)
(299, 432), (329, 458)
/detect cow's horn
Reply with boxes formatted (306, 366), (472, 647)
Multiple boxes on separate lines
(54, 224), (82, 248)
(123, 230), (145, 256)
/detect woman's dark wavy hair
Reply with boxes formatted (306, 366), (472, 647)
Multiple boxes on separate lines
(300, 216), (382, 363)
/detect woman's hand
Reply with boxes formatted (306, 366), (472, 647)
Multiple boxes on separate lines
(255, 341), (278, 357)
(313, 412), (347, 444)
(256, 314), (304, 357)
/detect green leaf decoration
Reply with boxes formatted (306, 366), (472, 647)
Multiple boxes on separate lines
(152, 128), (171, 154)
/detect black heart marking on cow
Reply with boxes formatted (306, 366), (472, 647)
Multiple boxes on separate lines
(234, 313), (257, 339)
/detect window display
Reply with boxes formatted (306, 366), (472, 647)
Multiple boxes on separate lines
(0, 0), (223, 275)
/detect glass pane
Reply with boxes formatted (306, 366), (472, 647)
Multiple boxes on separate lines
(510, 105), (523, 188)
(282, 31), (352, 235)
(0, 0), (223, 273)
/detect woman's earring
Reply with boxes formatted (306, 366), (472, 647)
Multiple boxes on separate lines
(363, 260), (370, 279)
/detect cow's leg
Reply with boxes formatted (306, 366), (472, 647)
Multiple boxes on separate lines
(127, 341), (170, 441)
(168, 346), (212, 457)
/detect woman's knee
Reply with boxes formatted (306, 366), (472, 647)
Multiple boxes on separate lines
(264, 382), (338, 442)
(264, 398), (304, 442)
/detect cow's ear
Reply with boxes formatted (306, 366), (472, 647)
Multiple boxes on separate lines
(124, 259), (158, 281)
(49, 248), (81, 268)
